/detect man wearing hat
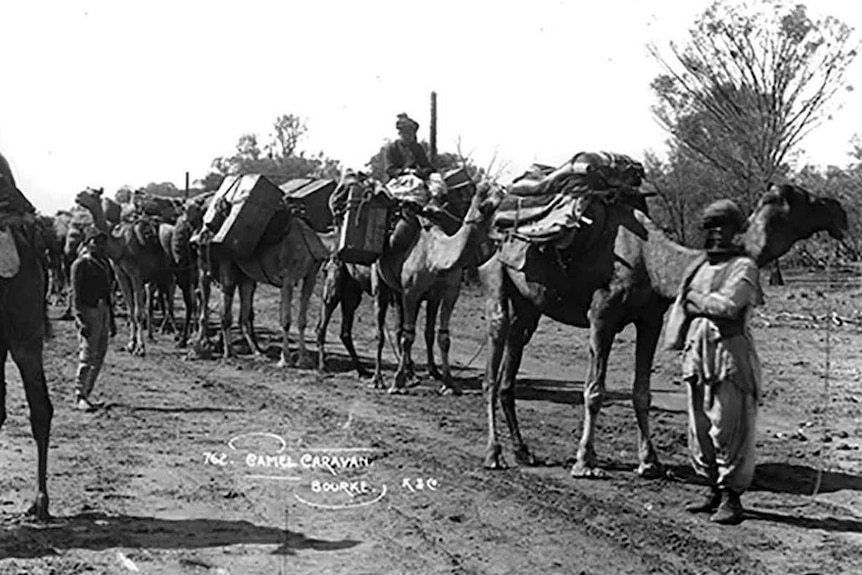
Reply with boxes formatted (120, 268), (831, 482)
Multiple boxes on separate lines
(71, 226), (116, 412)
(384, 113), (434, 182)
(665, 199), (762, 525)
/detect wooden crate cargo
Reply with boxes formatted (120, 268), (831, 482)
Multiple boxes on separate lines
(337, 185), (390, 265)
(207, 174), (284, 257)
(280, 178), (337, 232)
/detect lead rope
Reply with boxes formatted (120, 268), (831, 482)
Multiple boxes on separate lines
(811, 243), (836, 497)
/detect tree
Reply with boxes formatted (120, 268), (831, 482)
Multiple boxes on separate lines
(648, 0), (857, 208)
(207, 114), (341, 186)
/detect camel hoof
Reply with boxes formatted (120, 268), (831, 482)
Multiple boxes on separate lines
(276, 357), (291, 369)
(636, 462), (665, 480)
(570, 462), (609, 479)
(483, 446), (506, 470)
(514, 447), (537, 466)
(438, 384), (462, 396)
(387, 386), (408, 395)
(25, 494), (51, 523)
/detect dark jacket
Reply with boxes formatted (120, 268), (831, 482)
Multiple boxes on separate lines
(71, 252), (114, 310)
(383, 140), (434, 181)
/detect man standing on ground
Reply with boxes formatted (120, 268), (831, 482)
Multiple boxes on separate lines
(666, 199), (763, 525)
(71, 227), (116, 411)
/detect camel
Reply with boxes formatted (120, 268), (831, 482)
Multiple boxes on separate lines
(480, 183), (847, 478)
(0, 151), (52, 520)
(372, 179), (503, 394)
(192, 190), (328, 367)
(75, 188), (167, 356)
(317, 258), (451, 380)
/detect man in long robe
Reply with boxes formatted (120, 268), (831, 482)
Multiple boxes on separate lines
(666, 199), (762, 525)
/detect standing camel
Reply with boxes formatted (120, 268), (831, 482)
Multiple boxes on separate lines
(316, 258), (449, 379)
(0, 151), (52, 520)
(192, 192), (328, 367)
(481, 183), (847, 477)
(75, 188), (166, 356)
(373, 180), (502, 394)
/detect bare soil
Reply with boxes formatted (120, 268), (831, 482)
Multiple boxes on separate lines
(2, 272), (861, 575)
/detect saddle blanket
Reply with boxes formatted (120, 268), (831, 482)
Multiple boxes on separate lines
(0, 227), (20, 278)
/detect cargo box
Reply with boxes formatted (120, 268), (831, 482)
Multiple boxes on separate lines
(208, 175), (284, 257)
(280, 178), (337, 232)
(337, 187), (390, 265)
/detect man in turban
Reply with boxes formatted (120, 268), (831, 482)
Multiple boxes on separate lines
(665, 199), (762, 525)
(384, 113), (434, 182)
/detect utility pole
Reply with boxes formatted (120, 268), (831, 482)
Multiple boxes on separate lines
(430, 91), (438, 167)
(184, 171), (190, 199)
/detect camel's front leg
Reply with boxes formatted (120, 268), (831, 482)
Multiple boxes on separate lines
(11, 339), (53, 522)
(277, 279), (295, 368)
(435, 280), (463, 395)
(220, 280), (236, 360)
(239, 279), (262, 361)
(372, 273), (390, 390)
(130, 275), (147, 356)
(294, 265), (319, 369)
(499, 302), (541, 465)
(481, 261), (509, 469)
(572, 291), (619, 478)
(192, 269), (212, 356)
(424, 294), (442, 380)
(633, 310), (664, 478)
(391, 291), (420, 394)
(316, 259), (341, 372)
(114, 270), (136, 353)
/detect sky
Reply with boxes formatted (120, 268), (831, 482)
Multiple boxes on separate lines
(2, 0), (861, 215)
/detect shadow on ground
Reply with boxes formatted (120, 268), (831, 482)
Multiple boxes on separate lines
(0, 512), (361, 559)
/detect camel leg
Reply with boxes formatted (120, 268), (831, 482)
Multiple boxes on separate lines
(163, 279), (179, 335)
(294, 266), (319, 369)
(239, 279), (261, 360)
(177, 275), (194, 348)
(131, 275), (147, 356)
(571, 291), (619, 479)
(481, 259), (509, 469)
(499, 299), (541, 465)
(146, 283), (156, 342)
(424, 294), (442, 380)
(339, 283), (369, 377)
(395, 294), (414, 381)
(193, 268), (212, 356)
(632, 312), (664, 478)
(11, 339), (53, 521)
(220, 279), (236, 360)
(277, 279), (295, 368)
(391, 291), (420, 394)
(372, 275), (390, 390)
(316, 259), (341, 372)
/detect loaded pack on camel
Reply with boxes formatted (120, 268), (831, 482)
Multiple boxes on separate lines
(331, 167), (475, 265)
(200, 174), (328, 270)
(490, 151), (649, 271)
(193, 174), (328, 367)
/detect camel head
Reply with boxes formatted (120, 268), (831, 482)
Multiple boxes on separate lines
(744, 183), (848, 266)
(464, 180), (505, 226)
(74, 187), (104, 212)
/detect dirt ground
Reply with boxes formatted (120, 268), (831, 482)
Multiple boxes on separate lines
(2, 270), (861, 575)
